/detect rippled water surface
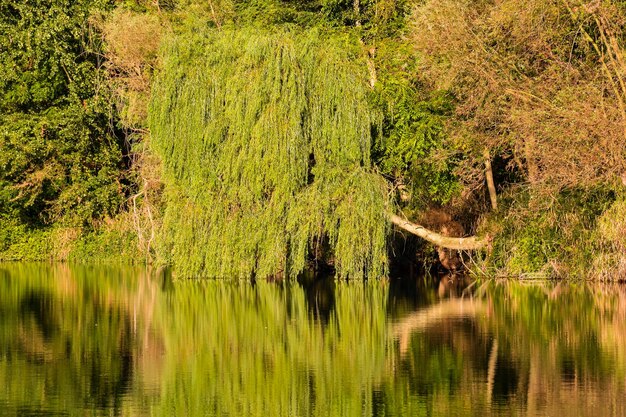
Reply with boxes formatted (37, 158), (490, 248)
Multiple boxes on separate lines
(1, 263), (625, 416)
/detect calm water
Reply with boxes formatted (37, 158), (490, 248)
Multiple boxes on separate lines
(1, 264), (625, 416)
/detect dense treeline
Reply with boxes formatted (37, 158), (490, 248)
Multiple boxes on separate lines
(1, 0), (626, 278)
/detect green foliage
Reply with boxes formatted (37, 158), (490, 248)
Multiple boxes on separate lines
(0, 218), (140, 263)
(359, 31), (461, 210)
(375, 85), (459, 207)
(150, 26), (389, 279)
(66, 223), (141, 263)
(0, 0), (125, 231)
(0, 218), (52, 261)
(320, 0), (412, 35)
(155, 0), (411, 32)
(589, 196), (626, 278)
(0, 109), (124, 225)
(485, 187), (616, 277)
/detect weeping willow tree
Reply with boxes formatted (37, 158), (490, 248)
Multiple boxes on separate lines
(149, 27), (390, 279)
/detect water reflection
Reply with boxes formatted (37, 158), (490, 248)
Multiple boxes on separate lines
(2, 264), (167, 416)
(0, 263), (625, 416)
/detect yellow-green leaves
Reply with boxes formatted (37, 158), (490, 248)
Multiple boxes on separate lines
(149, 27), (389, 279)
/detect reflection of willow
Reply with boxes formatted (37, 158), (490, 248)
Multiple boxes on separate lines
(154, 280), (391, 417)
(0, 263), (162, 415)
(388, 279), (626, 416)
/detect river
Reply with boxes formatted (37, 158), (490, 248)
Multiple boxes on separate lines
(0, 263), (625, 416)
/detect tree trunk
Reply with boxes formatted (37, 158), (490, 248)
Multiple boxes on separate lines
(354, 0), (361, 27)
(484, 148), (498, 210)
(390, 214), (488, 250)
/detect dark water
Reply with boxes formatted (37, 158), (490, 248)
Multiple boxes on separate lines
(1, 264), (625, 416)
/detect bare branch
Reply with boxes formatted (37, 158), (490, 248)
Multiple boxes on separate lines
(390, 214), (488, 250)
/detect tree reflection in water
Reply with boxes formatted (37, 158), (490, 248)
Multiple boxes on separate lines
(0, 264), (625, 416)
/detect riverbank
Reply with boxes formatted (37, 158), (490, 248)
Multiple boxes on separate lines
(2, 1), (626, 279)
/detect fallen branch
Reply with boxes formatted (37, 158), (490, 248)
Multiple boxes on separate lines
(390, 214), (488, 250)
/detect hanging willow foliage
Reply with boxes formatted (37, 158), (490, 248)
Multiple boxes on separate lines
(149, 26), (390, 279)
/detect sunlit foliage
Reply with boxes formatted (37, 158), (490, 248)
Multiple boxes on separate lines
(149, 27), (390, 279)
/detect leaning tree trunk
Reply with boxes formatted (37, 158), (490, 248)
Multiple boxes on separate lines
(390, 214), (488, 250)
(483, 148), (498, 210)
